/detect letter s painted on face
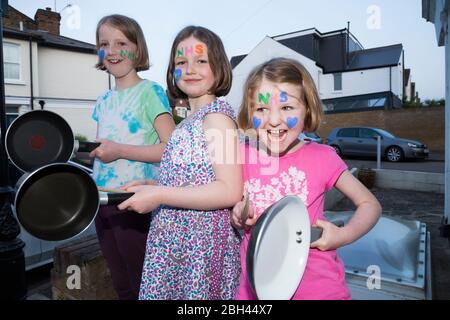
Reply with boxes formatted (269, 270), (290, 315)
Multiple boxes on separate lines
(195, 44), (204, 55)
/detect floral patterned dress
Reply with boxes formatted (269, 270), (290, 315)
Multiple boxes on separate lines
(139, 98), (241, 300)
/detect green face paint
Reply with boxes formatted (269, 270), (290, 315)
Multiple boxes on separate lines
(176, 44), (205, 58)
(258, 91), (290, 105)
(120, 50), (135, 61)
(258, 92), (271, 105)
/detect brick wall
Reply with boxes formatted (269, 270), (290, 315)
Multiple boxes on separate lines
(3, 6), (60, 35)
(34, 8), (61, 35)
(318, 106), (445, 152)
(3, 6), (37, 30)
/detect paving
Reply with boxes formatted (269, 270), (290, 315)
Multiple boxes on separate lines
(333, 187), (449, 300)
(17, 166), (449, 300)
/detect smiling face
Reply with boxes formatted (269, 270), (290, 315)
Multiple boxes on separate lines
(174, 36), (216, 108)
(252, 77), (306, 155)
(98, 23), (137, 81)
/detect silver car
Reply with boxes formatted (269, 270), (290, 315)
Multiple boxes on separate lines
(327, 127), (429, 162)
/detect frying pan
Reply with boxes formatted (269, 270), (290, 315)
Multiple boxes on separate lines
(5, 110), (100, 172)
(246, 195), (343, 300)
(13, 163), (133, 241)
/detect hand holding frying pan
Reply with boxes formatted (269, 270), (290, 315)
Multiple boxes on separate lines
(246, 195), (344, 300)
(310, 219), (345, 250)
(88, 138), (123, 163)
(239, 193), (258, 229)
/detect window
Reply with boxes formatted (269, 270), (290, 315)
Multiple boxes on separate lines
(333, 73), (342, 91)
(6, 106), (19, 127)
(3, 43), (21, 81)
(359, 128), (379, 139)
(337, 128), (357, 138)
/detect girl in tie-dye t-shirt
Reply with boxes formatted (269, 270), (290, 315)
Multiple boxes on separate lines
(90, 15), (175, 300)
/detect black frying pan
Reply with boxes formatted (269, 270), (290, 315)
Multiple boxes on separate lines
(5, 110), (100, 172)
(14, 163), (133, 241)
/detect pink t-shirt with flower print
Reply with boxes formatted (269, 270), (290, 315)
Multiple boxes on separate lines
(236, 141), (351, 300)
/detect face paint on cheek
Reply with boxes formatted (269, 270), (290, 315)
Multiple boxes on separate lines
(252, 116), (262, 129)
(286, 117), (299, 129)
(120, 50), (135, 61)
(99, 49), (105, 62)
(174, 69), (182, 83)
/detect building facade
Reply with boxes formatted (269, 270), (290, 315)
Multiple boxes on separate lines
(3, 5), (110, 140)
(228, 27), (412, 115)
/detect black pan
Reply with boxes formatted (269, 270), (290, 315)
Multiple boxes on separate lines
(5, 110), (100, 172)
(14, 163), (133, 241)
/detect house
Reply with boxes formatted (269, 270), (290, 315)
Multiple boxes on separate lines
(422, 0), (450, 247)
(403, 68), (418, 102)
(2, 5), (110, 140)
(228, 26), (410, 114)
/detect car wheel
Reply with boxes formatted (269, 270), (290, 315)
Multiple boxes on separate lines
(331, 145), (341, 156)
(386, 146), (403, 162)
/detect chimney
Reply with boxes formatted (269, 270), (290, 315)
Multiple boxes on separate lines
(34, 7), (61, 35)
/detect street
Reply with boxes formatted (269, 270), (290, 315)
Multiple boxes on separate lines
(343, 154), (444, 173)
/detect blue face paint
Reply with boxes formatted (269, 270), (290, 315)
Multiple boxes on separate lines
(99, 49), (105, 61)
(280, 91), (288, 103)
(174, 68), (182, 83)
(287, 117), (298, 129)
(252, 117), (262, 129)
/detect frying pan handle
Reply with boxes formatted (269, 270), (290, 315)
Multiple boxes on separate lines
(76, 141), (101, 153)
(104, 192), (134, 205)
(310, 220), (345, 243)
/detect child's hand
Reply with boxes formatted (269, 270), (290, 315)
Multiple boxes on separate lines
(230, 197), (257, 230)
(121, 179), (157, 190)
(117, 185), (161, 214)
(310, 219), (346, 251)
(89, 139), (121, 163)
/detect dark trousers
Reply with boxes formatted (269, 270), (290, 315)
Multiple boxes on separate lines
(95, 205), (151, 300)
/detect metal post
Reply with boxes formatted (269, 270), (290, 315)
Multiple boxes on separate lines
(377, 135), (381, 169)
(445, 9), (450, 228)
(0, 0), (11, 192)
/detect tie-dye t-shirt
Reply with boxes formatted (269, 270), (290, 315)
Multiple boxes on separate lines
(92, 80), (171, 188)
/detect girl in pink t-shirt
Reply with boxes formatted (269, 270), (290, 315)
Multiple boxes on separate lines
(231, 58), (382, 300)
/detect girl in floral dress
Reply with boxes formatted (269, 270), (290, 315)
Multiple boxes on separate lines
(118, 26), (242, 299)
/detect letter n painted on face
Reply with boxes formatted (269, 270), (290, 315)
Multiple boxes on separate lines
(258, 92), (270, 105)
(177, 48), (184, 57)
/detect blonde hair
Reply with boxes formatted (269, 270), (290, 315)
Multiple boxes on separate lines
(166, 26), (232, 100)
(95, 15), (150, 72)
(237, 58), (323, 132)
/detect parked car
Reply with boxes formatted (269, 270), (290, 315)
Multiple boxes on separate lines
(327, 127), (429, 162)
(299, 132), (323, 143)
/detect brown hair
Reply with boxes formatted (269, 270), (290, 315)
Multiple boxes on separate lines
(166, 26), (232, 99)
(95, 14), (149, 72)
(237, 57), (323, 132)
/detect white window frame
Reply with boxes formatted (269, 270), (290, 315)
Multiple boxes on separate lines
(3, 42), (23, 84)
